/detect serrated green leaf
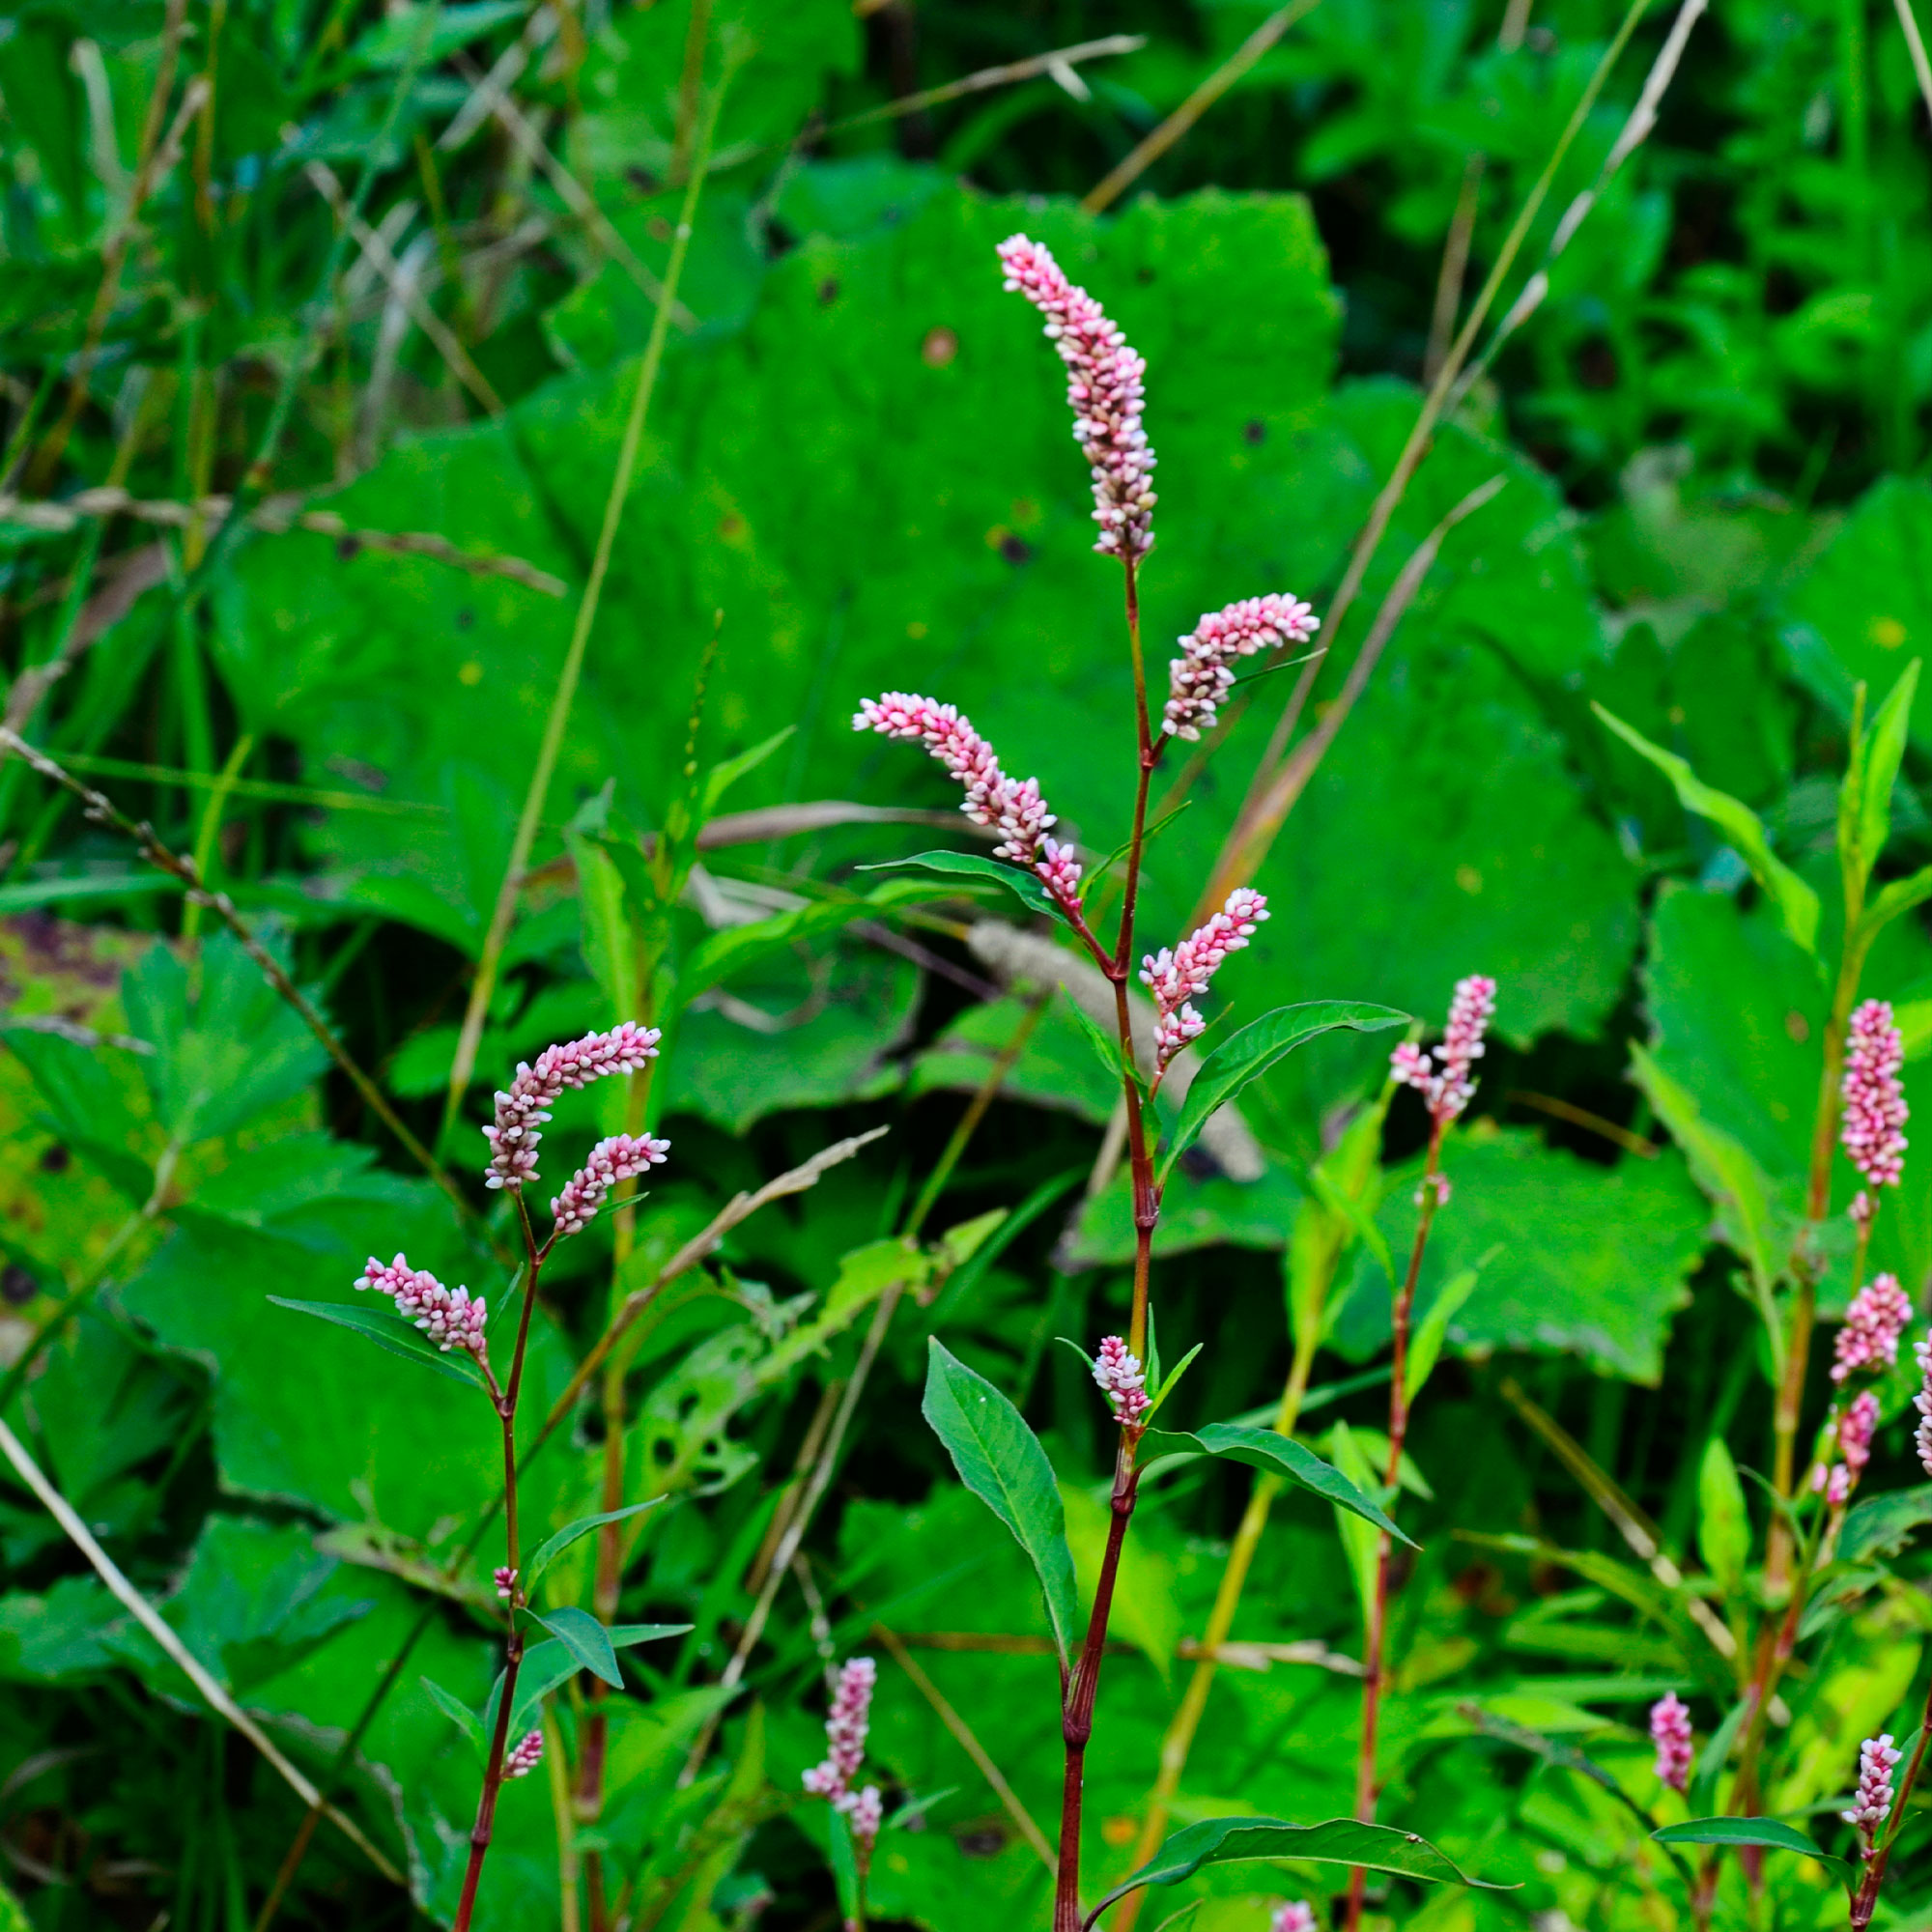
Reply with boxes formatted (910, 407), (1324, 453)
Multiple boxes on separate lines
(1089, 1815), (1509, 1918)
(1139, 1421), (1414, 1545)
(1594, 703), (1819, 952)
(267, 1296), (484, 1390)
(533, 1605), (623, 1688)
(526, 1500), (663, 1591)
(1158, 1002), (1408, 1181)
(921, 1339), (1080, 1671)
(856, 848), (1062, 923)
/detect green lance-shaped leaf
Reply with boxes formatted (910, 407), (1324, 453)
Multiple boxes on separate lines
(1086, 1816), (1510, 1922)
(524, 1499), (663, 1591)
(421, 1676), (487, 1754)
(1138, 1422), (1415, 1546)
(858, 848), (1064, 923)
(1061, 985), (1146, 1094)
(922, 1339), (1081, 1670)
(1594, 703), (1820, 953)
(1861, 863), (1932, 945)
(1697, 1437), (1749, 1594)
(609, 1622), (692, 1649)
(532, 1605), (623, 1688)
(1856, 661), (1921, 879)
(1404, 1266), (1479, 1404)
(1158, 1002), (1409, 1181)
(268, 1296), (484, 1391)
(1652, 1817), (1849, 1887)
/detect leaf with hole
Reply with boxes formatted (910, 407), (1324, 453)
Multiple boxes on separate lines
(1138, 1422), (1413, 1545)
(1157, 1002), (1408, 1181)
(1086, 1815), (1510, 1921)
(921, 1338), (1081, 1671)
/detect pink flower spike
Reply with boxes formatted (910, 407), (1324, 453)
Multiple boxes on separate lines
(1163, 595), (1320, 742)
(1271, 1906), (1317, 1932)
(1917, 1330), (1932, 1476)
(1841, 999), (1909, 1191)
(804, 1658), (877, 1806)
(1826, 1463), (1853, 1508)
(482, 1022), (662, 1191)
(1391, 975), (1497, 1128)
(504, 1729), (545, 1779)
(853, 692), (1083, 907)
(1844, 1734), (1902, 1849)
(1094, 1335), (1151, 1428)
(551, 1132), (672, 1238)
(1141, 888), (1269, 1069)
(356, 1253), (489, 1360)
(997, 234), (1157, 560)
(1649, 1691), (1692, 1793)
(1833, 1273), (1914, 1383)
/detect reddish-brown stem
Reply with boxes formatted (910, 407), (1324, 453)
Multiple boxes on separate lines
(1055, 1437), (1142, 1932)
(1344, 1122), (1444, 1932)
(453, 1630), (527, 1932)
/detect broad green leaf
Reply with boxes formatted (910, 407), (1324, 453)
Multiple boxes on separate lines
(526, 1500), (663, 1590)
(1594, 703), (1819, 952)
(533, 1605), (624, 1688)
(1404, 1266), (1478, 1404)
(1858, 660), (1920, 872)
(1139, 1422), (1414, 1546)
(1840, 1484), (1932, 1564)
(1157, 1001), (1409, 1181)
(1652, 1817), (1845, 1878)
(421, 1675), (487, 1754)
(921, 1339), (1081, 1671)
(267, 1297), (485, 1391)
(1697, 1437), (1749, 1593)
(857, 848), (1061, 923)
(1090, 1815), (1508, 1917)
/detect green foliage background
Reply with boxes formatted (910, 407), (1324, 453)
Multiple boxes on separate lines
(7, 0), (1932, 1927)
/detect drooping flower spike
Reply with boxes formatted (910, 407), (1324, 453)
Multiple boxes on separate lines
(1844, 1733), (1902, 1852)
(357, 1253), (489, 1360)
(483, 1022), (661, 1191)
(998, 234), (1156, 560)
(1094, 1335), (1151, 1429)
(1141, 888), (1269, 1069)
(1163, 595), (1321, 742)
(1392, 975), (1498, 1130)
(551, 1132), (671, 1238)
(1842, 999), (1908, 1192)
(854, 692), (1084, 910)
(1833, 1273), (1914, 1383)
(1649, 1691), (1691, 1793)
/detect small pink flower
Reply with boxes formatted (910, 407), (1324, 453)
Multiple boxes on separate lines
(1163, 595), (1320, 741)
(504, 1728), (545, 1779)
(1649, 1691), (1692, 1793)
(853, 692), (1083, 908)
(1392, 976), (1497, 1128)
(494, 1565), (517, 1601)
(1844, 1733), (1902, 1849)
(483, 1023), (661, 1191)
(1094, 1335), (1151, 1428)
(551, 1132), (671, 1237)
(998, 235), (1157, 560)
(356, 1253), (488, 1359)
(1141, 888), (1268, 1068)
(1271, 1906), (1316, 1932)
(1833, 1273), (1914, 1383)
(1841, 1000), (1909, 1192)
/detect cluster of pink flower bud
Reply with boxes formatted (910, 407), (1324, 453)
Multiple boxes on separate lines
(1649, 1691), (1692, 1793)
(853, 693), (1084, 909)
(1833, 1274), (1914, 1383)
(803, 1658), (883, 1854)
(494, 1565), (517, 1602)
(1391, 976), (1497, 1129)
(483, 1023), (661, 1191)
(551, 1132), (671, 1237)
(1844, 1733), (1901, 1847)
(1270, 1905), (1316, 1932)
(1140, 888), (1269, 1067)
(504, 1729), (544, 1779)
(1917, 1332), (1932, 1478)
(1162, 595), (1320, 742)
(1815, 1390), (1881, 1507)
(998, 234), (1156, 560)
(1093, 1335), (1150, 1428)
(356, 1254), (488, 1359)
(1842, 1000), (1909, 1192)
